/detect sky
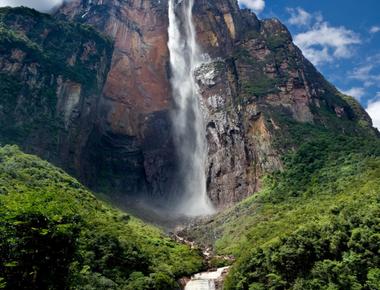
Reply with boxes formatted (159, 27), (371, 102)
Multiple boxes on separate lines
(0, 0), (379, 128)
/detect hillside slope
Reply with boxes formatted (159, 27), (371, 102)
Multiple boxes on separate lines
(181, 123), (380, 289)
(0, 146), (203, 290)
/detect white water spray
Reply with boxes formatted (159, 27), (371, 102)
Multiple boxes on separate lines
(168, 0), (215, 216)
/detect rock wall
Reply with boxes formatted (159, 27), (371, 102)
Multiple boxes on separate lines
(189, 1), (373, 208)
(0, 1), (374, 211)
(0, 7), (112, 180)
(57, 0), (177, 199)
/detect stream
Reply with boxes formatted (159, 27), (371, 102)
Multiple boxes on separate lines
(184, 267), (230, 290)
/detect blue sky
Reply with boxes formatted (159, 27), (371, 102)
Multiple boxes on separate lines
(239, 0), (380, 128)
(1, 0), (379, 128)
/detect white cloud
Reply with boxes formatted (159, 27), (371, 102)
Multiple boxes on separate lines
(294, 21), (361, 65)
(342, 87), (365, 101)
(366, 99), (380, 130)
(301, 46), (332, 65)
(238, 0), (265, 14)
(349, 65), (380, 88)
(287, 8), (312, 27)
(370, 26), (380, 34)
(0, 0), (64, 12)
(366, 53), (380, 63)
(288, 8), (361, 66)
(346, 54), (380, 94)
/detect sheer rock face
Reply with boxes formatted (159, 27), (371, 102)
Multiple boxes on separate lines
(55, 0), (269, 207)
(0, 7), (112, 183)
(57, 0), (175, 199)
(193, 0), (260, 56)
(2, 1), (373, 209)
(58, 0), (171, 118)
(58, 0), (373, 208)
(191, 5), (373, 207)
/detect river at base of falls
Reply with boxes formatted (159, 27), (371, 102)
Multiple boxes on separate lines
(184, 267), (230, 290)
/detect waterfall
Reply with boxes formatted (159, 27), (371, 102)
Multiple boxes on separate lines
(167, 0), (215, 216)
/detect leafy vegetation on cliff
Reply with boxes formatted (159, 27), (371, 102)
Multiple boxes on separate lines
(0, 7), (112, 147)
(0, 146), (203, 290)
(234, 18), (373, 135)
(0, 7), (112, 86)
(186, 124), (380, 289)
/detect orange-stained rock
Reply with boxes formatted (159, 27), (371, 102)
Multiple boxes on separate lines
(56, 0), (178, 201)
(102, 3), (170, 112)
(59, 0), (171, 136)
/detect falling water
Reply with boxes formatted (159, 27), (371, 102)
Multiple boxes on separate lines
(167, 0), (215, 216)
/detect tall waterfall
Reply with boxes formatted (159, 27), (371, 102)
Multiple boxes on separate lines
(168, 0), (215, 216)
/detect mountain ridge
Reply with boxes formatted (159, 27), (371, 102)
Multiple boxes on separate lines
(0, 1), (377, 211)
(58, 0), (376, 209)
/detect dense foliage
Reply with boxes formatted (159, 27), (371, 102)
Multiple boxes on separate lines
(0, 146), (203, 289)
(185, 123), (380, 289)
(0, 7), (112, 87)
(224, 126), (380, 289)
(225, 189), (380, 289)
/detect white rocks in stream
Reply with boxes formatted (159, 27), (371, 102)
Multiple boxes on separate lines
(185, 267), (230, 290)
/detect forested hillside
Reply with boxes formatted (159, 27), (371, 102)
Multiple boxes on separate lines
(0, 146), (203, 290)
(183, 123), (380, 289)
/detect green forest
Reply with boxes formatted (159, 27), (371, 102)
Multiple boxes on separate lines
(0, 146), (203, 289)
(188, 124), (380, 290)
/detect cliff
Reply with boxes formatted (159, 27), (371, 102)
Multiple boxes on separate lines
(189, 1), (375, 206)
(0, 7), (112, 186)
(57, 0), (175, 200)
(0, 1), (375, 211)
